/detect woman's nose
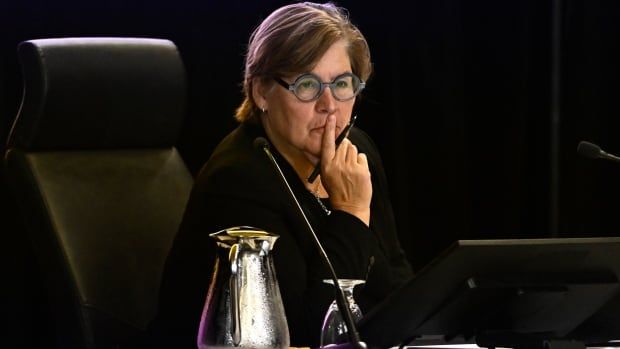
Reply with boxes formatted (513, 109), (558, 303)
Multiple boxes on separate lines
(315, 85), (337, 114)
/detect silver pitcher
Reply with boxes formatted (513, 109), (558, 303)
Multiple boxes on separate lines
(197, 226), (290, 349)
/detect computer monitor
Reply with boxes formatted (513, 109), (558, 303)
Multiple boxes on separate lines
(358, 237), (620, 348)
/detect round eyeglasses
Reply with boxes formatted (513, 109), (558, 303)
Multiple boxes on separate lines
(274, 72), (366, 102)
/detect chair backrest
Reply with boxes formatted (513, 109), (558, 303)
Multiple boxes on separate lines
(4, 37), (193, 348)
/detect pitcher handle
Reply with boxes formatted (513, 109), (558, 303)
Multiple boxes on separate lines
(229, 243), (242, 346)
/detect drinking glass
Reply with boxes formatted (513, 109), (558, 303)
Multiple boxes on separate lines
(320, 279), (365, 348)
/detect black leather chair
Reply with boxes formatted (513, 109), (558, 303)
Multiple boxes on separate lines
(4, 38), (193, 348)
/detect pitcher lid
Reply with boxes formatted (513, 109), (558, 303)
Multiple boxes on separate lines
(209, 226), (279, 244)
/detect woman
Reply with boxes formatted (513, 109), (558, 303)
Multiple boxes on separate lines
(153, 2), (413, 347)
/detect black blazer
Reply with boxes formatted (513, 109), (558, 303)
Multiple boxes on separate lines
(152, 122), (413, 347)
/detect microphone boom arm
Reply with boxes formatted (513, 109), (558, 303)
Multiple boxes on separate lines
(256, 138), (367, 349)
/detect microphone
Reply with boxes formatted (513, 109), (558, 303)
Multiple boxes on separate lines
(577, 141), (620, 163)
(254, 137), (367, 349)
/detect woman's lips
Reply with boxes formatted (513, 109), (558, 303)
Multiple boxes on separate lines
(310, 125), (342, 133)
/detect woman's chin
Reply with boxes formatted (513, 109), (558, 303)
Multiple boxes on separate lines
(303, 151), (320, 166)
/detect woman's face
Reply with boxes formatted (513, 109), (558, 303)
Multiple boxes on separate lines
(258, 40), (355, 167)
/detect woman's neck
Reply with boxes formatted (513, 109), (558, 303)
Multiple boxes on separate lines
(277, 147), (317, 188)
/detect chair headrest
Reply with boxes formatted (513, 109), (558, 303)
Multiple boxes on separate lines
(9, 37), (187, 150)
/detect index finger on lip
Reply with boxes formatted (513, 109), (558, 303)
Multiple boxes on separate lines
(321, 115), (336, 162)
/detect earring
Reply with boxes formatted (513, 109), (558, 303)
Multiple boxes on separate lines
(262, 106), (267, 113)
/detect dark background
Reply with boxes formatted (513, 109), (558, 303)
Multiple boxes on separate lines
(1, 0), (620, 346)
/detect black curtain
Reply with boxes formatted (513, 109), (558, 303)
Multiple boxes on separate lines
(1, 0), (620, 345)
(559, 0), (620, 237)
(3, 0), (620, 271)
(352, 0), (553, 267)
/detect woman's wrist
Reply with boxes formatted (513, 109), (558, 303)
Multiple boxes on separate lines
(331, 204), (370, 226)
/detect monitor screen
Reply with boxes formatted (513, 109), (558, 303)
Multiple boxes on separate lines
(358, 237), (620, 348)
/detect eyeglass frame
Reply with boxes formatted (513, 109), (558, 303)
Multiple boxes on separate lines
(273, 72), (366, 102)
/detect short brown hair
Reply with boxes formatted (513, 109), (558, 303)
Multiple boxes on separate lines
(235, 2), (372, 123)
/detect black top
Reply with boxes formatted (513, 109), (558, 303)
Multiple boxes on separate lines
(151, 122), (413, 347)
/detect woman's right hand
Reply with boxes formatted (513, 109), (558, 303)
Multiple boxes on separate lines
(319, 115), (372, 226)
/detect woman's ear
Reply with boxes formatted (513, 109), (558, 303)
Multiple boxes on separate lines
(252, 78), (268, 111)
